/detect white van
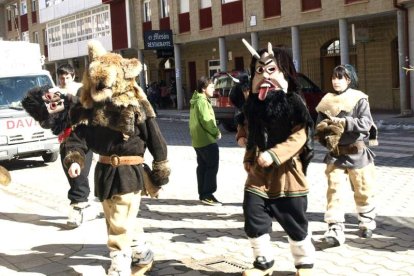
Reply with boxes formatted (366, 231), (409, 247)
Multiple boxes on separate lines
(0, 41), (60, 163)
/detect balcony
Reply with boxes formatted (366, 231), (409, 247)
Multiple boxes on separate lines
(39, 0), (101, 23)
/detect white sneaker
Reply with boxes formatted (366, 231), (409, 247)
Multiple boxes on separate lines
(323, 223), (345, 246)
(108, 250), (132, 276)
(67, 202), (99, 228)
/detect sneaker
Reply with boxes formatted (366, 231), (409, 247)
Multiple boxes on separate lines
(323, 223), (345, 247)
(132, 248), (154, 275)
(108, 250), (132, 276)
(201, 196), (222, 206)
(67, 202), (98, 228)
(132, 248), (154, 266)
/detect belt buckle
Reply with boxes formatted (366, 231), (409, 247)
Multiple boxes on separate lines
(110, 154), (120, 167)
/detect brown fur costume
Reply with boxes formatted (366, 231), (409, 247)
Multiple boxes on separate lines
(314, 119), (345, 155)
(72, 40), (155, 137)
(0, 165), (11, 186)
(67, 40), (169, 197)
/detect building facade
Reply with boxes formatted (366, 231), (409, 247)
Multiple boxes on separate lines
(1, 0), (414, 114)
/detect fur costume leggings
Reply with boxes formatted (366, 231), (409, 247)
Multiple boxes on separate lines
(243, 192), (315, 268)
(324, 163), (376, 230)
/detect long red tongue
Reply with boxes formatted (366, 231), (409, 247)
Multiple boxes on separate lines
(258, 87), (269, 101)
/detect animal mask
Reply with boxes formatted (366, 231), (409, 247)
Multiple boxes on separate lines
(242, 39), (289, 100)
(77, 40), (155, 137)
(80, 40), (144, 109)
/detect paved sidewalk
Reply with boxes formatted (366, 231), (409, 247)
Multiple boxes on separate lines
(0, 117), (413, 276)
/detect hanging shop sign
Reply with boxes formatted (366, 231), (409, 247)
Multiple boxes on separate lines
(143, 30), (173, 50)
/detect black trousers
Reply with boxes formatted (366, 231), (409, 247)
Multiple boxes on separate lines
(194, 143), (219, 200)
(243, 191), (309, 241)
(60, 144), (93, 204)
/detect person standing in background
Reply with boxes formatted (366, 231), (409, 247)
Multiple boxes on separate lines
(189, 76), (222, 206)
(55, 63), (97, 228)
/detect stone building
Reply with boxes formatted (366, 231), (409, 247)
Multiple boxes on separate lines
(1, 0), (413, 114)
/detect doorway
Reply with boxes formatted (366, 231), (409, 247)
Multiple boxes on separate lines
(321, 39), (356, 91)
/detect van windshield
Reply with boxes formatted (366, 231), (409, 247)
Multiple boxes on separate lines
(0, 75), (52, 109)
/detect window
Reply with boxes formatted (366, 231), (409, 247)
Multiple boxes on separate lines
(22, 31), (30, 41)
(20, 0), (27, 15)
(208, 60), (220, 78)
(143, 0), (151, 22)
(263, 0), (281, 18)
(326, 39), (340, 55)
(31, 0), (37, 12)
(301, 0), (321, 11)
(43, 28), (47, 45)
(222, 0), (238, 3)
(13, 4), (18, 17)
(160, 0), (169, 18)
(7, 7), (12, 20)
(46, 5), (111, 47)
(33, 31), (39, 43)
(180, 0), (189, 13)
(61, 16), (77, 45)
(200, 0), (211, 9)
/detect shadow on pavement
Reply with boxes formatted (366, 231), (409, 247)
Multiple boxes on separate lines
(0, 159), (48, 171)
(0, 243), (108, 275)
(0, 212), (69, 230)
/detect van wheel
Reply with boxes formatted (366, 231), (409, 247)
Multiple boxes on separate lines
(42, 152), (59, 163)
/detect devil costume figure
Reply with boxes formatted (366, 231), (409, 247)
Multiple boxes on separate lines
(62, 40), (170, 276)
(240, 40), (315, 276)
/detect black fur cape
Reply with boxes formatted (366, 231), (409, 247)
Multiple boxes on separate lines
(244, 90), (315, 174)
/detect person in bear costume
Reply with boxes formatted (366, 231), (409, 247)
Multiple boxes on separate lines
(63, 40), (170, 276)
(240, 39), (315, 276)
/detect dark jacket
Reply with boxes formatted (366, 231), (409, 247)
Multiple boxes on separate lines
(63, 105), (168, 201)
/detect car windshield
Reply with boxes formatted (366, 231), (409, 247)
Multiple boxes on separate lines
(0, 75), (52, 109)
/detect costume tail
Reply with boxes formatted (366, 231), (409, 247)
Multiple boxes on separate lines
(0, 165), (11, 186)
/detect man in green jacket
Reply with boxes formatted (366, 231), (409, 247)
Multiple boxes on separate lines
(189, 76), (222, 206)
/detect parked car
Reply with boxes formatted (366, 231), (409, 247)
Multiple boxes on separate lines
(211, 71), (325, 131)
(211, 71), (249, 132)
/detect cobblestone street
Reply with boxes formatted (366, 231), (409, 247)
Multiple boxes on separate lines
(0, 116), (413, 275)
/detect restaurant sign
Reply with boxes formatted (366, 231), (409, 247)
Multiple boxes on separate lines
(143, 30), (173, 50)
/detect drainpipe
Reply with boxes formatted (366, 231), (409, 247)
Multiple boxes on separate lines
(394, 0), (412, 113)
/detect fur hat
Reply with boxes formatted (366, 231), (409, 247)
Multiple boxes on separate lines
(76, 40), (155, 136)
